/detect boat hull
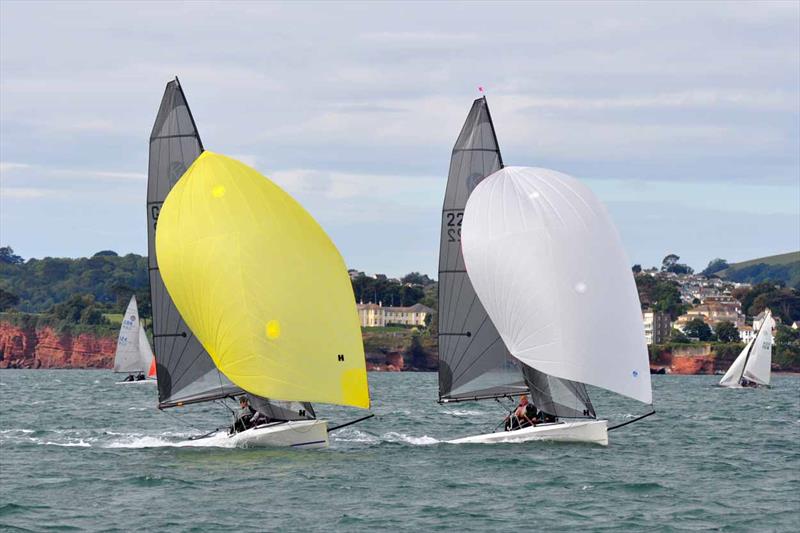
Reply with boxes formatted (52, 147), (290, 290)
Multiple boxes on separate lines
(115, 379), (157, 385)
(227, 419), (329, 449)
(447, 419), (608, 446)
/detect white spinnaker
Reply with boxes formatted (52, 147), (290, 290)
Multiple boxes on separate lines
(113, 296), (144, 373)
(719, 338), (753, 387)
(743, 310), (773, 385)
(137, 323), (155, 376)
(461, 166), (652, 404)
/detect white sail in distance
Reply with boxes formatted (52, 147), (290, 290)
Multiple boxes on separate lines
(742, 310), (774, 385)
(114, 296), (146, 373)
(719, 338), (754, 387)
(461, 166), (652, 404)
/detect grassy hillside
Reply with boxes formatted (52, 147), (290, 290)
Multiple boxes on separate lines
(717, 251), (800, 289)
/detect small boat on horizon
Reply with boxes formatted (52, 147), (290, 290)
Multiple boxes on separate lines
(718, 309), (774, 388)
(113, 295), (156, 384)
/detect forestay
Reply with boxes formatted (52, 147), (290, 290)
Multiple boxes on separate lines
(461, 166), (652, 404)
(147, 79), (243, 407)
(437, 97), (527, 402)
(114, 296), (146, 373)
(156, 152), (370, 409)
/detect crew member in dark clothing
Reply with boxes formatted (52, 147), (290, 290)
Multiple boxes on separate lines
(504, 395), (540, 431)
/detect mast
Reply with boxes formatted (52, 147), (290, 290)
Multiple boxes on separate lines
(147, 78), (243, 408)
(437, 97), (527, 403)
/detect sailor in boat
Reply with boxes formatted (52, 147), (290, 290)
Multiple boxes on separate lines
(122, 373), (145, 382)
(504, 395), (540, 431)
(230, 396), (273, 435)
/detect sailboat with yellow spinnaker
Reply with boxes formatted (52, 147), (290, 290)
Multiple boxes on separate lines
(156, 151), (370, 447)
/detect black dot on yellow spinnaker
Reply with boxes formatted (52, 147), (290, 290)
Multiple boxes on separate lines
(155, 151), (370, 409)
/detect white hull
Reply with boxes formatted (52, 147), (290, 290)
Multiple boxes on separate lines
(226, 419), (329, 449)
(115, 379), (157, 385)
(448, 419), (608, 446)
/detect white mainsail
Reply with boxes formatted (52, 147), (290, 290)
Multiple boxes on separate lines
(461, 166), (652, 404)
(113, 296), (146, 373)
(742, 310), (774, 385)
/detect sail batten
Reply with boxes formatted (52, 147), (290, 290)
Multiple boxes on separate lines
(147, 79), (242, 408)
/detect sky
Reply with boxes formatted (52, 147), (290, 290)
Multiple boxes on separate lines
(1, 1), (798, 278)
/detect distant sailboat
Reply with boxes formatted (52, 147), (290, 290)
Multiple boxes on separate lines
(439, 97), (653, 445)
(113, 295), (156, 384)
(719, 309), (774, 388)
(147, 78), (370, 448)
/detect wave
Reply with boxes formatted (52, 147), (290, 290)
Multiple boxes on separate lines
(382, 432), (439, 446)
(443, 409), (482, 417)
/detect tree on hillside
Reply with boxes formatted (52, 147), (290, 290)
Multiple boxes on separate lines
(632, 264), (642, 274)
(715, 321), (739, 343)
(0, 246), (23, 265)
(683, 318), (714, 341)
(0, 288), (20, 311)
(670, 329), (690, 343)
(660, 253), (693, 275)
(401, 272), (435, 286)
(93, 250), (119, 257)
(635, 275), (687, 319)
(50, 295), (109, 325)
(661, 254), (680, 272)
(702, 258), (729, 277)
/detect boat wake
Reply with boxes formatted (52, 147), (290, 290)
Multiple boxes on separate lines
(1, 427), (440, 449)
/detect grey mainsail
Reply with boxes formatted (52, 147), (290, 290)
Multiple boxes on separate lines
(437, 97), (527, 402)
(246, 395), (316, 421)
(437, 97), (596, 418)
(147, 78), (242, 408)
(521, 366), (596, 419)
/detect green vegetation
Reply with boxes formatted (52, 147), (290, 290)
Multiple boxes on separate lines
(0, 247), (150, 313)
(774, 325), (800, 370)
(701, 258), (729, 277)
(716, 251), (800, 289)
(714, 321), (739, 343)
(732, 283), (800, 324)
(683, 318), (714, 341)
(661, 253), (694, 275)
(635, 275), (687, 319)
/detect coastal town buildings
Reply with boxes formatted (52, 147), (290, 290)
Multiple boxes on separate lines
(643, 311), (671, 345)
(357, 301), (434, 328)
(737, 324), (755, 343)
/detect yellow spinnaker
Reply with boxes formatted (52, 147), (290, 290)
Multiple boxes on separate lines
(156, 152), (369, 409)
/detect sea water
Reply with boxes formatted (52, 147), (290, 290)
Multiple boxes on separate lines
(1, 371), (798, 531)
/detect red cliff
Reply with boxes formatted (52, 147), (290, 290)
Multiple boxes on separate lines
(0, 321), (115, 369)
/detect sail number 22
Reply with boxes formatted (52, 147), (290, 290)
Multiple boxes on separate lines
(445, 211), (463, 242)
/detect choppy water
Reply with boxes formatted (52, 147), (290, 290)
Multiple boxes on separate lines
(0, 371), (798, 531)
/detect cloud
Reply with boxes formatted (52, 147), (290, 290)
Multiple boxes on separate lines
(0, 187), (55, 199)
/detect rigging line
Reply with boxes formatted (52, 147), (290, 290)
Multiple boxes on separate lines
(607, 410), (656, 432)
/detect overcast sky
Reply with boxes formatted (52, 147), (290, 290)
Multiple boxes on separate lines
(1, 1), (798, 277)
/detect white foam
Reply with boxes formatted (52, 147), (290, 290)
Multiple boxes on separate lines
(444, 409), (482, 417)
(382, 432), (439, 446)
(330, 428), (380, 444)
